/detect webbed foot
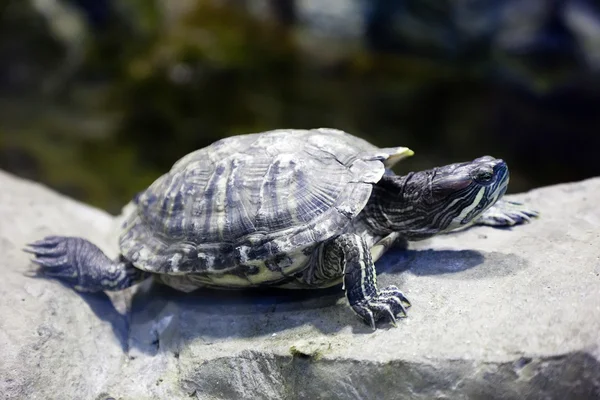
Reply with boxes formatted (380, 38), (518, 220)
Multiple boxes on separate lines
(352, 285), (411, 329)
(476, 199), (539, 227)
(24, 236), (146, 292)
(24, 236), (83, 286)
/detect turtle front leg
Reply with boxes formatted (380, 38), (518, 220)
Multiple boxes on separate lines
(474, 199), (539, 227)
(24, 236), (149, 292)
(323, 233), (411, 329)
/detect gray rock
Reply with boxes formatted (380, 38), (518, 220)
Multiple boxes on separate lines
(0, 170), (125, 399)
(1, 169), (599, 399)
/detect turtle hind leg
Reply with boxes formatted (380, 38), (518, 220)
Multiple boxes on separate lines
(24, 236), (149, 292)
(475, 199), (539, 227)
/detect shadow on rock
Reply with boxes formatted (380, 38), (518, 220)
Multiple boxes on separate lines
(43, 247), (526, 355)
(126, 279), (349, 355)
(78, 291), (130, 352)
(124, 248), (500, 354)
(378, 247), (528, 279)
(26, 273), (131, 352)
(377, 248), (486, 275)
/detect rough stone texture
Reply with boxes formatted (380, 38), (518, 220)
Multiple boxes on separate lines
(1, 169), (599, 399)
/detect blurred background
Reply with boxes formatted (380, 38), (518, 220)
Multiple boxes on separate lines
(1, 0), (599, 213)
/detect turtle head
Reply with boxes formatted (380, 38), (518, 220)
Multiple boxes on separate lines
(372, 156), (509, 240)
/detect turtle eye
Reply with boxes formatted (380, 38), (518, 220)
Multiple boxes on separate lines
(474, 168), (494, 183)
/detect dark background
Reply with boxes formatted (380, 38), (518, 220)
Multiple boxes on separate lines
(1, 0), (599, 213)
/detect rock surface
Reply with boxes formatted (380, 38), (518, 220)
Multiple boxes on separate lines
(1, 169), (599, 399)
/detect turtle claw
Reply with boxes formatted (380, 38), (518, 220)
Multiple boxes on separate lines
(23, 242), (67, 257)
(382, 285), (411, 308)
(477, 200), (539, 227)
(25, 236), (81, 284)
(24, 236), (147, 292)
(366, 311), (376, 331)
(353, 286), (411, 329)
(385, 307), (398, 327)
(26, 236), (63, 249)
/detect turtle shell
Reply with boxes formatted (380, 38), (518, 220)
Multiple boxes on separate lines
(119, 128), (412, 284)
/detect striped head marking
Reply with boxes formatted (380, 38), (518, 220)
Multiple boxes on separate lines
(374, 156), (509, 240)
(437, 156), (509, 231)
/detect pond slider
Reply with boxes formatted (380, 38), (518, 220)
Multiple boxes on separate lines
(25, 128), (537, 328)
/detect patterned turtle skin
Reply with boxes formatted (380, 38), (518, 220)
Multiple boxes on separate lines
(24, 128), (537, 328)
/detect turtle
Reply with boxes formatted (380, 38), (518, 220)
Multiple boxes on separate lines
(24, 128), (537, 328)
